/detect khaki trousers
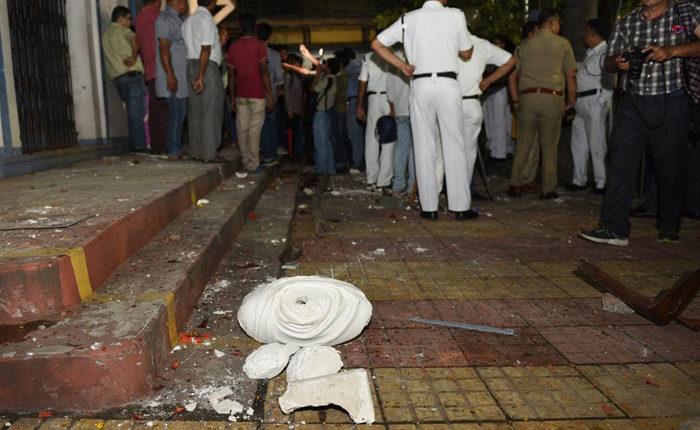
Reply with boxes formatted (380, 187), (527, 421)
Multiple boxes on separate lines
(510, 93), (564, 194)
(236, 97), (266, 171)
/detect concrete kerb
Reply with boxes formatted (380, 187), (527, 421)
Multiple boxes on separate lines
(0, 166), (277, 412)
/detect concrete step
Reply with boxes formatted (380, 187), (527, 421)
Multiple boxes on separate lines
(0, 169), (274, 412)
(0, 156), (240, 324)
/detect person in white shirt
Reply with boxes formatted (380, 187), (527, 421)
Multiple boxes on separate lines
(182, 0), (224, 161)
(356, 52), (394, 192)
(482, 35), (516, 161)
(372, 0), (474, 221)
(386, 47), (415, 197)
(453, 36), (515, 214)
(568, 19), (613, 194)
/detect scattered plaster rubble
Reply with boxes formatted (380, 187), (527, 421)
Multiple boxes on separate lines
(237, 276), (372, 346)
(238, 276), (374, 424)
(243, 343), (300, 379)
(207, 387), (243, 415)
(279, 369), (375, 424)
(286, 345), (343, 382)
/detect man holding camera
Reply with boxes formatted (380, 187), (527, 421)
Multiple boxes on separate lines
(580, 0), (700, 246)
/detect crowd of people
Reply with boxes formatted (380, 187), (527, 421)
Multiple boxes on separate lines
(101, 0), (700, 244)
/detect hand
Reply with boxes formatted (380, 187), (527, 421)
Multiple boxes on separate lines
(400, 63), (416, 77)
(287, 110), (294, 120)
(266, 96), (275, 112)
(300, 44), (311, 59)
(615, 55), (630, 72)
(356, 105), (367, 122)
(123, 57), (136, 67)
(565, 102), (576, 111)
(167, 73), (178, 94)
(644, 45), (675, 63)
(192, 77), (204, 94)
(389, 106), (396, 118)
(479, 80), (491, 92)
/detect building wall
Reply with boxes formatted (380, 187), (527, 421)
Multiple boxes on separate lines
(67, 0), (110, 144)
(0, 0), (21, 156)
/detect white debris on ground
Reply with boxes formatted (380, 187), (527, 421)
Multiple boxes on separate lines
(601, 293), (636, 314)
(208, 387), (244, 416)
(196, 199), (210, 207)
(243, 343), (300, 379)
(286, 345), (343, 382)
(185, 402), (197, 412)
(237, 276), (375, 424)
(279, 369), (375, 424)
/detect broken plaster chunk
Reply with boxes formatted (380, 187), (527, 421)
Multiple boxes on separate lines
(243, 343), (300, 379)
(601, 293), (635, 314)
(279, 369), (375, 424)
(286, 345), (344, 382)
(238, 276), (372, 346)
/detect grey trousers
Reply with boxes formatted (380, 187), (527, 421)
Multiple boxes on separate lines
(187, 60), (224, 161)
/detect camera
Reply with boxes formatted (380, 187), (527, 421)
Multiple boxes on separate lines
(622, 47), (647, 80)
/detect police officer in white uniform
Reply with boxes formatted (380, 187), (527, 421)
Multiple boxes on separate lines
(356, 52), (394, 191)
(372, 0), (474, 221)
(569, 18), (612, 194)
(452, 36), (515, 214)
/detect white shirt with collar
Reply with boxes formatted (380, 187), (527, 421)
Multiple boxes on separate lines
(359, 52), (388, 93)
(376, 0), (473, 75)
(387, 50), (411, 116)
(182, 6), (222, 65)
(577, 41), (609, 94)
(458, 36), (512, 97)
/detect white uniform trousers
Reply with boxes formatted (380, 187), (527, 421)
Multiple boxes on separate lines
(411, 77), (469, 212)
(437, 99), (481, 209)
(571, 95), (610, 189)
(364, 93), (394, 187)
(483, 87), (514, 159)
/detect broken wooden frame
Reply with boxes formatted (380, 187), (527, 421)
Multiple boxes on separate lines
(577, 259), (700, 331)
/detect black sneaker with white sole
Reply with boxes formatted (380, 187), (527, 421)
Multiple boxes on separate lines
(578, 226), (629, 246)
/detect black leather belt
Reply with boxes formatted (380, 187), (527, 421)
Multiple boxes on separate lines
(367, 91), (387, 96)
(413, 72), (457, 80)
(115, 71), (142, 80)
(347, 95), (357, 101)
(577, 89), (601, 98)
(462, 95), (480, 100)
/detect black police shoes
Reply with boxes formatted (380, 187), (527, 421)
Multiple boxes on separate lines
(420, 211), (439, 221)
(455, 209), (479, 221)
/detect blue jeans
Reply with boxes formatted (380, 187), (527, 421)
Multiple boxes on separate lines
(346, 98), (365, 168)
(332, 111), (350, 170)
(114, 73), (147, 151)
(313, 109), (336, 175)
(393, 116), (416, 193)
(261, 110), (278, 161)
(166, 96), (187, 155)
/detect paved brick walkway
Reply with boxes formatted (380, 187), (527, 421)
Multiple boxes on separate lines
(5, 171), (699, 429)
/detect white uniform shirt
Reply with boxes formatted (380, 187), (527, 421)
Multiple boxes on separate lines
(387, 50), (411, 116)
(376, 0), (473, 75)
(458, 37), (512, 97)
(182, 6), (222, 65)
(359, 52), (388, 93)
(576, 41), (609, 93)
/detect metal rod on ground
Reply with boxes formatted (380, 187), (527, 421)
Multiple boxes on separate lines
(409, 317), (516, 336)
(475, 146), (494, 201)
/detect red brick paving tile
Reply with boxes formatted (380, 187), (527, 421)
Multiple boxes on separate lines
(620, 325), (700, 362)
(506, 298), (651, 327)
(537, 326), (662, 364)
(369, 301), (440, 329)
(335, 337), (370, 368)
(431, 300), (528, 327)
(452, 327), (567, 366)
(364, 327), (470, 367)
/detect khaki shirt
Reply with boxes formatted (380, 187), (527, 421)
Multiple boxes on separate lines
(102, 23), (144, 81)
(516, 29), (575, 93)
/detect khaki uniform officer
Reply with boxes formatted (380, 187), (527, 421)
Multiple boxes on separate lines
(371, 0), (474, 221)
(508, 10), (577, 199)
